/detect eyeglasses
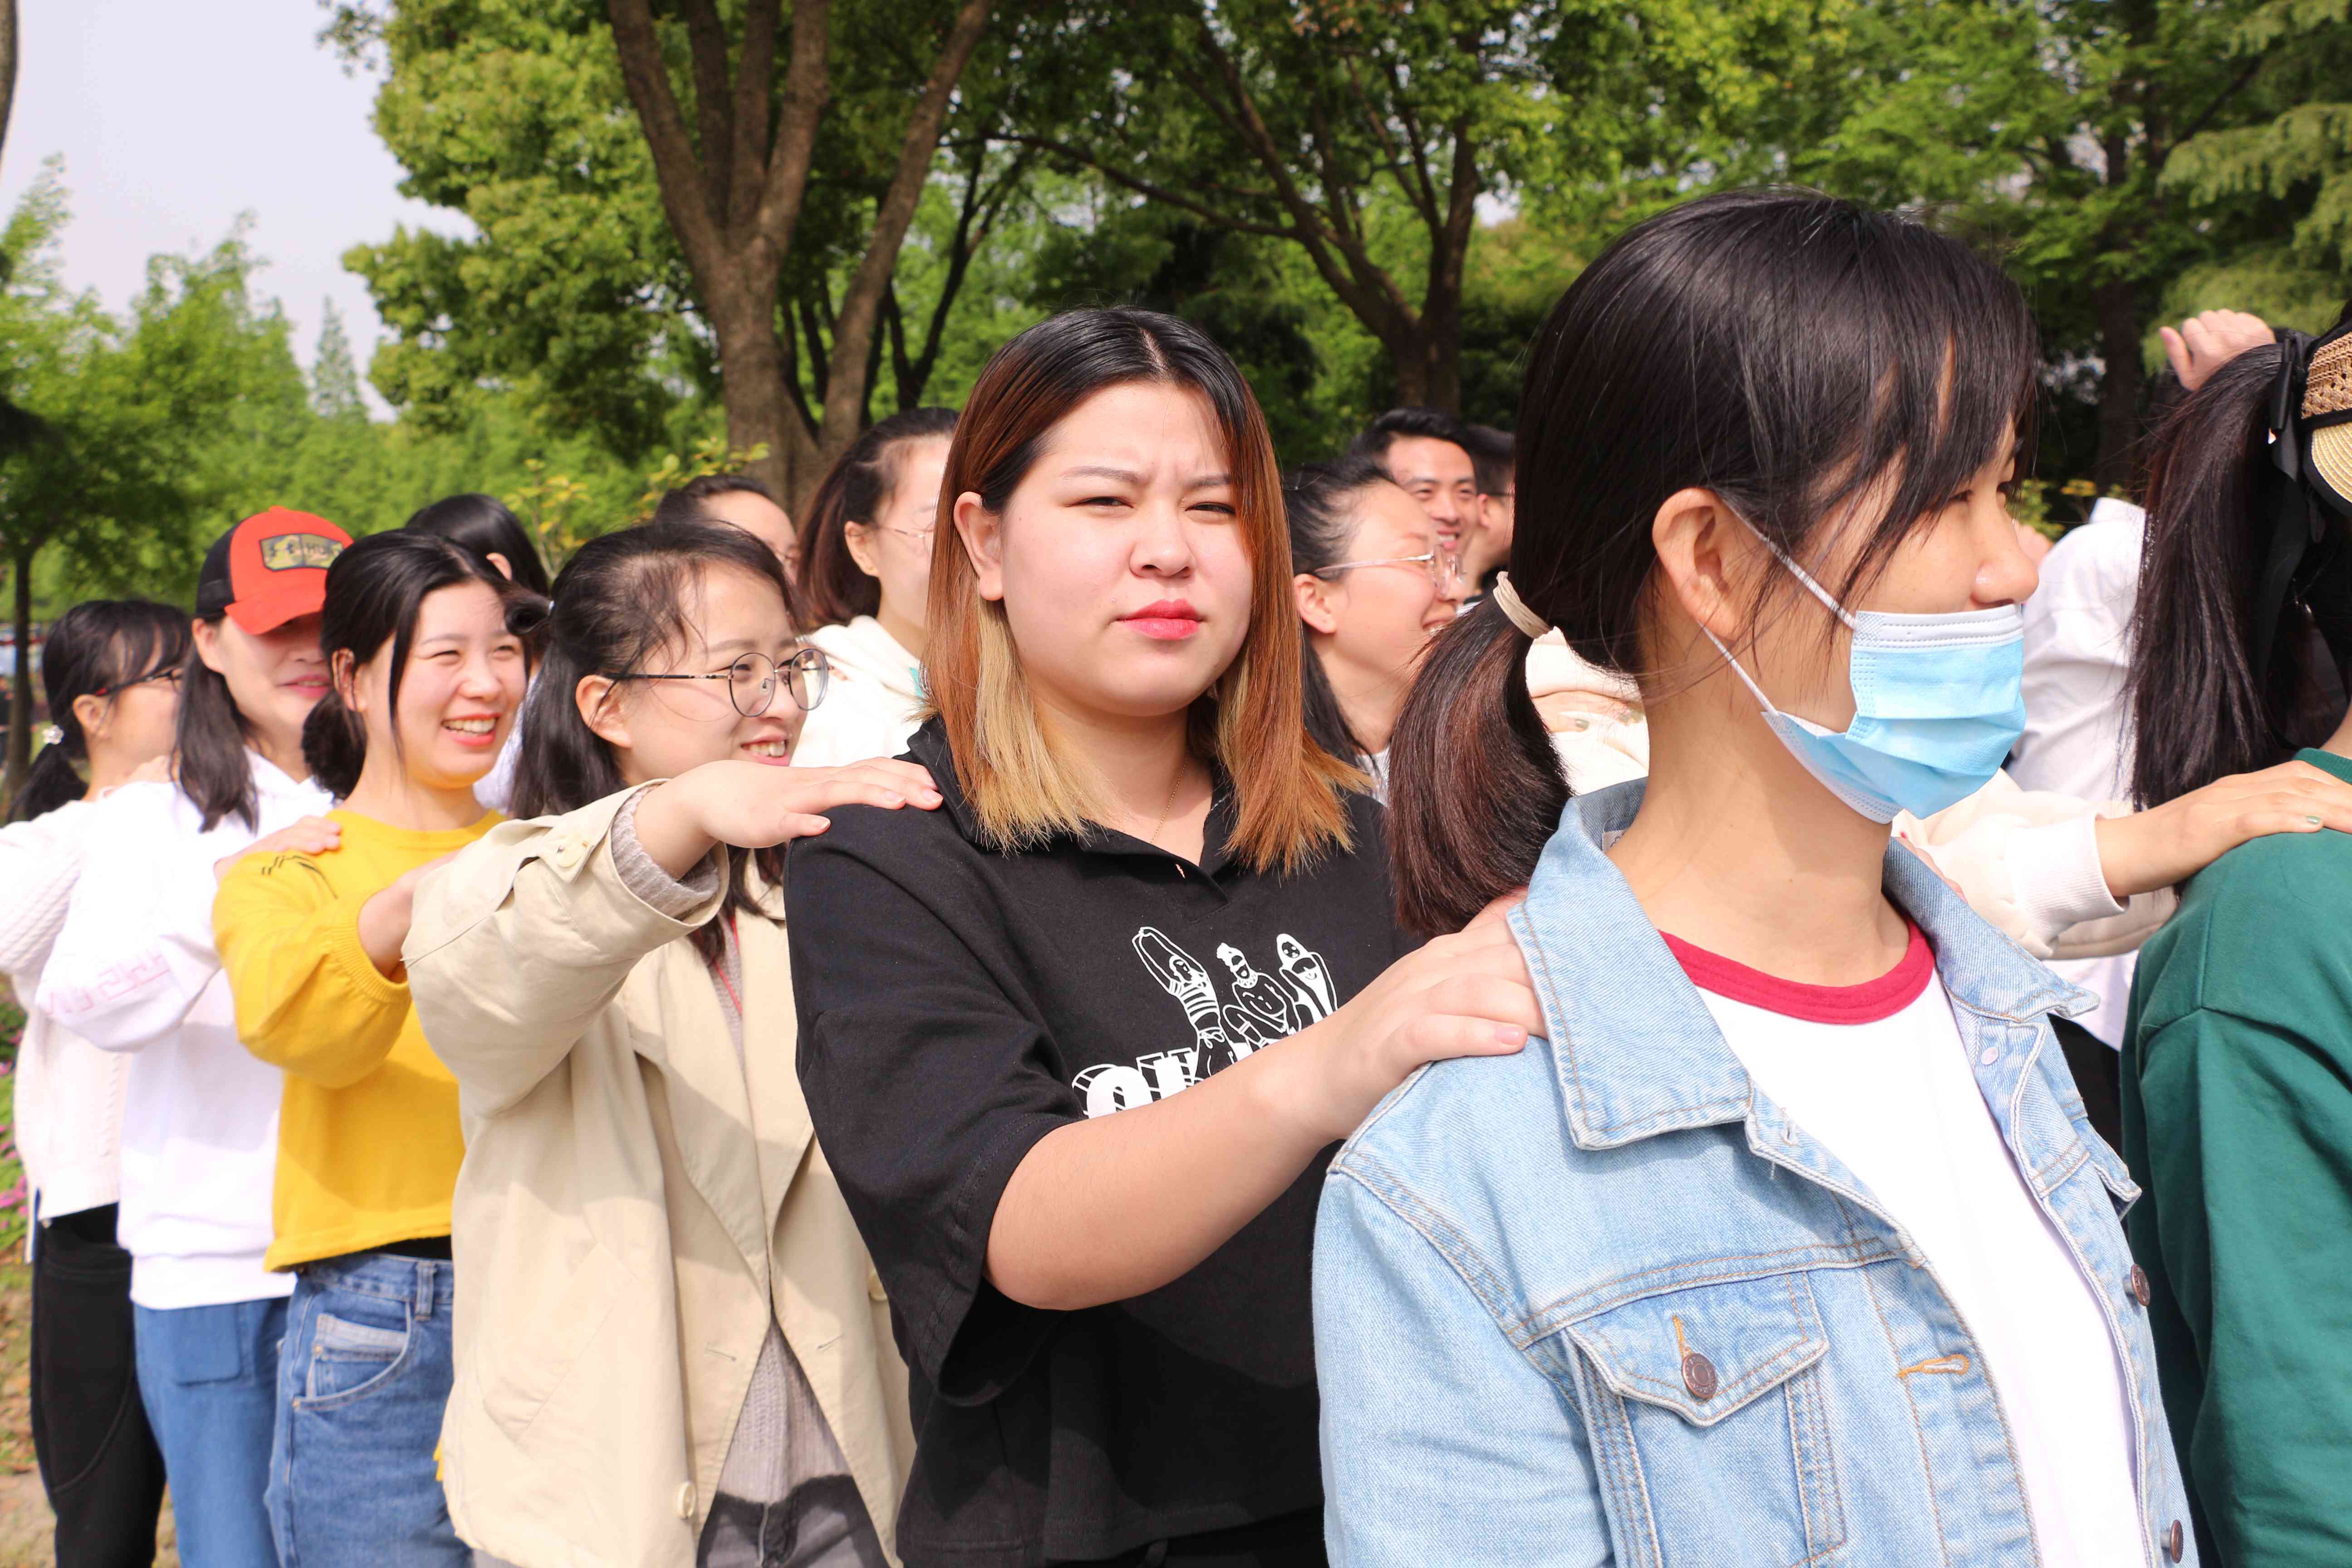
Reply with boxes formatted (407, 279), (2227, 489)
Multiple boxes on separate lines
(877, 524), (936, 546)
(612, 648), (831, 717)
(93, 665), (183, 697)
(1313, 551), (1466, 592)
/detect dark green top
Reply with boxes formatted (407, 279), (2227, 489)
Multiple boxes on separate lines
(2123, 746), (2352, 1568)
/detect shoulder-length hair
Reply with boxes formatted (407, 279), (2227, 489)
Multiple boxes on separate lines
(926, 308), (1359, 873)
(511, 519), (796, 964)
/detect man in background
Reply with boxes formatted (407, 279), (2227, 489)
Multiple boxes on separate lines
(1458, 424), (1514, 592)
(1350, 408), (1477, 561)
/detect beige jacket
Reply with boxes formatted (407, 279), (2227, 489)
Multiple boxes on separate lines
(405, 789), (913, 1568)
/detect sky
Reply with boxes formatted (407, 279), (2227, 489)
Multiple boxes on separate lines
(0, 2), (471, 407)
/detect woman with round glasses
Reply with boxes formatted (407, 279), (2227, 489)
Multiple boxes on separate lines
(400, 519), (943, 1568)
(792, 407), (958, 768)
(1286, 454), (1465, 794)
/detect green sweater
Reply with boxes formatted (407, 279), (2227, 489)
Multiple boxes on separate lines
(2123, 746), (2352, 1568)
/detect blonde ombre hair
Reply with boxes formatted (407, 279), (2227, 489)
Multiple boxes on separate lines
(925, 309), (1362, 872)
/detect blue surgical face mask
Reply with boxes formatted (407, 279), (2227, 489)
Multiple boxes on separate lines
(1701, 520), (2025, 823)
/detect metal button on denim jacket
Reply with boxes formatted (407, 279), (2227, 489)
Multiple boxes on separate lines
(1313, 781), (2197, 1568)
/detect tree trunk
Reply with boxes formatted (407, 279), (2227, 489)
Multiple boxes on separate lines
(2092, 278), (2141, 495)
(1416, 278), (1463, 414)
(0, 0), (20, 176)
(5, 544), (33, 807)
(710, 274), (799, 503)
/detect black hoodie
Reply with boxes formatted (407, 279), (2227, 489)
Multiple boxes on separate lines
(787, 718), (1413, 1566)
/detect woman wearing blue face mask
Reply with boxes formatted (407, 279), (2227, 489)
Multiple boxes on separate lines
(1310, 191), (2265, 1568)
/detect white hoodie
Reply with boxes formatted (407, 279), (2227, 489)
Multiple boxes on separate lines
(35, 755), (331, 1308)
(0, 799), (130, 1232)
(792, 616), (926, 767)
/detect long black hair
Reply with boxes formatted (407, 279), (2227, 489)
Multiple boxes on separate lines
(2130, 311), (2352, 808)
(1285, 454), (1403, 764)
(797, 406), (958, 627)
(510, 519), (796, 964)
(303, 532), (541, 800)
(404, 493), (553, 597)
(8, 600), (190, 823)
(1387, 187), (2039, 936)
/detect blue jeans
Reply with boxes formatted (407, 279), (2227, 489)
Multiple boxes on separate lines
(133, 1295), (288, 1568)
(266, 1253), (466, 1568)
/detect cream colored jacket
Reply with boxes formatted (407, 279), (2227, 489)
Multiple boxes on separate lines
(405, 789), (912, 1568)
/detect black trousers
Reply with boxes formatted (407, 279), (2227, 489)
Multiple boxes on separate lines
(31, 1204), (166, 1568)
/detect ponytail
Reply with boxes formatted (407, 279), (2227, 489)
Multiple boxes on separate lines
(1382, 190), (2038, 939)
(2131, 322), (2352, 808)
(1387, 598), (1567, 937)
(10, 744), (87, 823)
(301, 686), (370, 801)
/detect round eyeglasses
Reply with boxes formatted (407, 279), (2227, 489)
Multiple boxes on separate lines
(612, 647), (831, 718)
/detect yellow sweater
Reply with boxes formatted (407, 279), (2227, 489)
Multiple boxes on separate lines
(215, 807), (500, 1271)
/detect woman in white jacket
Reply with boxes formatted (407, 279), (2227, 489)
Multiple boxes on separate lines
(789, 407), (956, 767)
(2, 599), (185, 1568)
(405, 520), (931, 1568)
(37, 509), (348, 1568)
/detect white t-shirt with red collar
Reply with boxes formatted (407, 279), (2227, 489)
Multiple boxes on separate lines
(1665, 924), (2142, 1568)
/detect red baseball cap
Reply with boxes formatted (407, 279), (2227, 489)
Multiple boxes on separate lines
(195, 508), (353, 633)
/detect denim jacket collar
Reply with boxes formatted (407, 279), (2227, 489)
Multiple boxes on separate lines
(1511, 780), (2099, 1152)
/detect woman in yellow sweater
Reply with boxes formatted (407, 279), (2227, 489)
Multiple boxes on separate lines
(213, 531), (533, 1568)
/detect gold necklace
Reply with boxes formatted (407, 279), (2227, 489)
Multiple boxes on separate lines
(1143, 763), (1186, 848)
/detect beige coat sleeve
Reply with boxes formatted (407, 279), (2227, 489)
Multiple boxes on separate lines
(404, 785), (728, 1118)
(1892, 770), (2175, 961)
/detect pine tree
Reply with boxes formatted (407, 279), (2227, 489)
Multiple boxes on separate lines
(310, 298), (366, 421)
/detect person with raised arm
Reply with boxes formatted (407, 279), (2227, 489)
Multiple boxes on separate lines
(1315, 191), (2255, 1568)
(1, 599), (186, 1568)
(787, 310), (1537, 1568)
(404, 519), (935, 1568)
(37, 509), (350, 1568)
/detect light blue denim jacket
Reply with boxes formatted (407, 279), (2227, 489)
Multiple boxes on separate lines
(1315, 782), (2197, 1567)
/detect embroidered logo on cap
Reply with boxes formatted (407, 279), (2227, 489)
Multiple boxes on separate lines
(260, 534), (345, 571)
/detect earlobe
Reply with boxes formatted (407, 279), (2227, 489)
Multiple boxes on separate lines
(332, 649), (363, 713)
(1651, 488), (1748, 644)
(1293, 573), (1341, 636)
(951, 491), (1005, 603)
(843, 521), (882, 581)
(70, 691), (108, 739)
(192, 618), (227, 675)
(576, 674), (631, 751)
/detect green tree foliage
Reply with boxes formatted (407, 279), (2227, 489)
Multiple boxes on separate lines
(333, 0), (995, 509)
(1778, 0), (2352, 493)
(0, 167), (290, 790)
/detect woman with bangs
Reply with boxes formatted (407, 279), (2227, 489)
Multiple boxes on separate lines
(787, 309), (1538, 1568)
(1317, 191), (2211, 1566)
(404, 519), (932, 1568)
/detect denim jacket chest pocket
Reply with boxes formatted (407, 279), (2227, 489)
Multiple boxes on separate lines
(1537, 1270), (1847, 1568)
